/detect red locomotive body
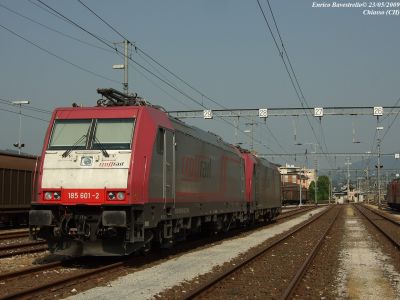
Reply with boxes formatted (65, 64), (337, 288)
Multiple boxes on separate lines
(241, 151), (281, 220)
(29, 89), (281, 256)
(386, 179), (400, 210)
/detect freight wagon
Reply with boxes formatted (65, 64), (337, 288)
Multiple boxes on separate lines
(0, 151), (37, 225)
(282, 182), (309, 205)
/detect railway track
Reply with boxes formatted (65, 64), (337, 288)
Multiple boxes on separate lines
(0, 230), (29, 241)
(179, 205), (340, 299)
(354, 204), (400, 248)
(0, 206), (322, 299)
(277, 205), (316, 221)
(0, 240), (47, 259)
(281, 206), (340, 299)
(0, 260), (125, 300)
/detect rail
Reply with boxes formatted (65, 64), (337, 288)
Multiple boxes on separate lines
(0, 230), (29, 241)
(354, 204), (400, 249)
(181, 205), (335, 299)
(280, 206), (340, 299)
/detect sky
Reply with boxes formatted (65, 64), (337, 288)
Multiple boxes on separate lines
(1, 0), (400, 172)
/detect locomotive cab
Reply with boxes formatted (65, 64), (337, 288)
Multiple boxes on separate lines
(29, 89), (166, 256)
(30, 115), (138, 255)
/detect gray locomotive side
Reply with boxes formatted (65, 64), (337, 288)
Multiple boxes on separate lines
(147, 118), (246, 227)
(253, 157), (281, 209)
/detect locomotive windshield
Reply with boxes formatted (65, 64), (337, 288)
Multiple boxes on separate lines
(48, 119), (91, 150)
(48, 118), (135, 150)
(92, 119), (135, 150)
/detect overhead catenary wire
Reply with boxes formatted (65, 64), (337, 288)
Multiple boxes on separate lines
(380, 97), (400, 122)
(75, 0), (288, 154)
(256, 0), (333, 167)
(136, 48), (289, 154)
(0, 23), (120, 84)
(0, 106), (49, 123)
(381, 105), (400, 141)
(258, 0), (322, 136)
(0, 3), (114, 54)
(33, 0), (280, 154)
(134, 46), (288, 153)
(22, 0), (197, 114)
(264, 0), (333, 167)
(0, 98), (52, 115)
(117, 53), (195, 110)
(31, 0), (115, 46)
(363, 97), (400, 172)
(1, 2), (396, 164)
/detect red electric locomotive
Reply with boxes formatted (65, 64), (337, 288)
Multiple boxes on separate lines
(241, 151), (281, 221)
(386, 178), (400, 210)
(29, 88), (281, 256)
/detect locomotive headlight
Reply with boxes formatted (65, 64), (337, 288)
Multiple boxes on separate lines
(117, 192), (125, 200)
(44, 192), (53, 200)
(108, 192), (116, 200)
(80, 156), (93, 166)
(53, 192), (61, 200)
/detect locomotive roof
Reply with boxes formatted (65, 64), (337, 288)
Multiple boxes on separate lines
(51, 105), (239, 154)
(169, 116), (239, 154)
(256, 156), (279, 169)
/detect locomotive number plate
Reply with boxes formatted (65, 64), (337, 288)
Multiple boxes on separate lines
(67, 192), (100, 200)
(63, 189), (105, 202)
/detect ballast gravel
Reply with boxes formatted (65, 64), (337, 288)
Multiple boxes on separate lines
(336, 205), (400, 299)
(67, 207), (327, 300)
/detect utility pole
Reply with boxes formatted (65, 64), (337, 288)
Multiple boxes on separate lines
(313, 144), (318, 206)
(376, 126), (384, 209)
(345, 157), (352, 202)
(299, 168), (302, 206)
(328, 171), (331, 204)
(244, 121), (256, 151)
(234, 116), (239, 145)
(112, 40), (130, 95)
(123, 40), (129, 94)
(12, 100), (30, 154)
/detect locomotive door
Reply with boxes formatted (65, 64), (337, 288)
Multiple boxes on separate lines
(253, 166), (258, 210)
(163, 129), (175, 209)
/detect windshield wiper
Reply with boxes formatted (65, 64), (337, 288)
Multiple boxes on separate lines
(93, 136), (109, 157)
(62, 135), (87, 158)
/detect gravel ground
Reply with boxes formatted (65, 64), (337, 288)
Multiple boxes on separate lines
(66, 207), (328, 300)
(336, 205), (400, 299)
(0, 250), (54, 274)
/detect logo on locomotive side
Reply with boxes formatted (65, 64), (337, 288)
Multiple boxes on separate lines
(182, 156), (212, 180)
(99, 161), (125, 167)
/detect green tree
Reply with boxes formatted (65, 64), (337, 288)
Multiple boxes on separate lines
(308, 176), (330, 202)
(309, 181), (316, 202)
(317, 176), (330, 200)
